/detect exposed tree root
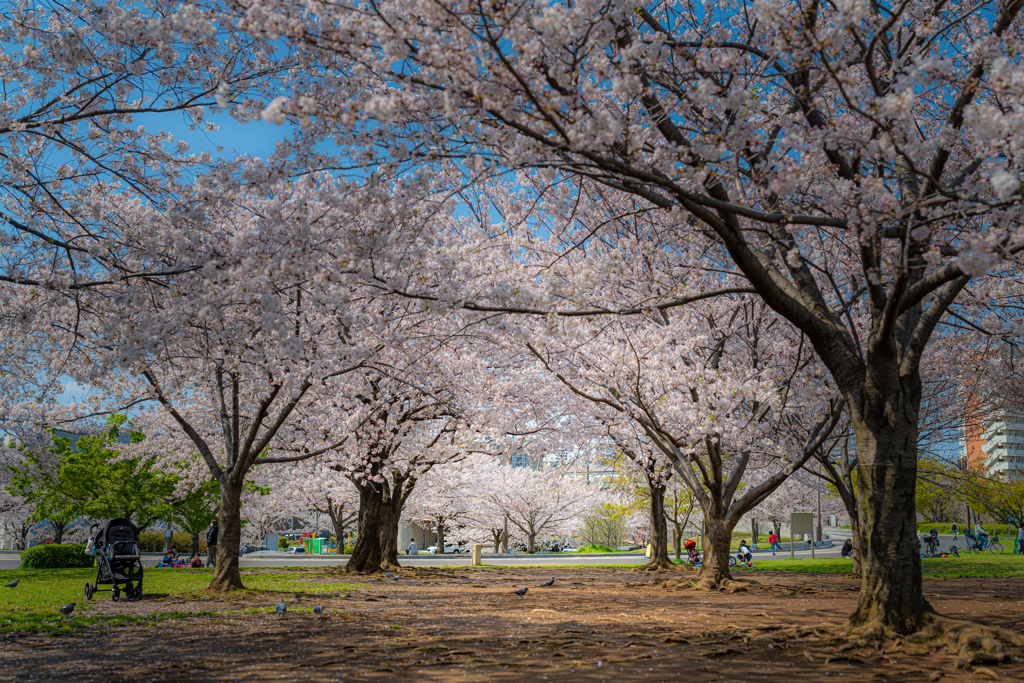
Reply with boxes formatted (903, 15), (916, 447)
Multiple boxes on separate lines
(692, 575), (761, 593)
(759, 613), (1024, 670)
(631, 559), (679, 573)
(631, 570), (761, 593)
(343, 560), (402, 575)
(905, 614), (1024, 667)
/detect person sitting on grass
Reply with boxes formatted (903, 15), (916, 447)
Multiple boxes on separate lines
(189, 553), (204, 568)
(156, 548), (178, 567)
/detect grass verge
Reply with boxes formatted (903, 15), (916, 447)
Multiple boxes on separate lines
(0, 566), (364, 638)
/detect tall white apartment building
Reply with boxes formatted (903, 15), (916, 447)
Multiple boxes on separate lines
(978, 414), (1024, 477)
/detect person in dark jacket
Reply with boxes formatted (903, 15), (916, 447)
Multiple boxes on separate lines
(206, 520), (218, 568)
(841, 538), (853, 558)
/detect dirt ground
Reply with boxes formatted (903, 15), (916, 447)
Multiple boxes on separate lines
(2, 567), (1024, 682)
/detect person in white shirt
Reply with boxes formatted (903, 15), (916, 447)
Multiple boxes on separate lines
(407, 539), (418, 555)
(737, 540), (752, 564)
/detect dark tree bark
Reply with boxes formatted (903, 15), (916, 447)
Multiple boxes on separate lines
(208, 483), (244, 592)
(346, 478), (405, 573)
(49, 520), (66, 544)
(189, 532), (200, 555)
(436, 516), (445, 555)
(696, 516), (737, 590)
(847, 395), (930, 631)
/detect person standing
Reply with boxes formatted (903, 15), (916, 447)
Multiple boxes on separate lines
(950, 521), (959, 541)
(407, 538), (418, 555)
(768, 531), (781, 555)
(206, 520), (219, 568)
(1016, 526), (1024, 555)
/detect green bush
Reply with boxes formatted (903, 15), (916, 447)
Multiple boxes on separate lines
(918, 522), (1018, 536)
(138, 532), (207, 553)
(575, 544), (619, 553)
(20, 544), (95, 569)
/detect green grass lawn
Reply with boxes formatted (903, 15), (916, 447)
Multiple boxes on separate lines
(0, 566), (364, 638)
(754, 552), (1024, 578)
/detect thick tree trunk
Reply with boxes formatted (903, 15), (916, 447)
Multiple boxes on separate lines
(637, 484), (673, 571)
(208, 482), (244, 592)
(847, 399), (931, 633)
(190, 532), (200, 555)
(694, 514), (739, 590)
(436, 516), (445, 555)
(346, 484), (401, 573)
(527, 532), (536, 554)
(50, 520), (65, 544)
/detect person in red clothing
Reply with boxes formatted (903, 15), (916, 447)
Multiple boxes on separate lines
(768, 532), (782, 555)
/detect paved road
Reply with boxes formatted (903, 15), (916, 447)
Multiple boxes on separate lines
(0, 546), (849, 570)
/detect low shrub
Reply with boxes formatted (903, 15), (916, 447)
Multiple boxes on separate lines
(575, 544), (618, 553)
(20, 544), (94, 569)
(917, 522), (1017, 536)
(139, 532), (207, 553)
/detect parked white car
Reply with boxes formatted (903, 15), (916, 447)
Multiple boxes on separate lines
(425, 544), (463, 554)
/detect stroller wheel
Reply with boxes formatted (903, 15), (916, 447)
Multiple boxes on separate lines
(112, 586), (120, 602)
(133, 582), (143, 601)
(84, 582), (93, 601)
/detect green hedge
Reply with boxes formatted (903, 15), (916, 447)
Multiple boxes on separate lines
(20, 544), (95, 569)
(917, 522), (1018, 536)
(139, 532), (206, 553)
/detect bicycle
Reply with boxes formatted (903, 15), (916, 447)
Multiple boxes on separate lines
(965, 533), (1004, 554)
(729, 551), (754, 568)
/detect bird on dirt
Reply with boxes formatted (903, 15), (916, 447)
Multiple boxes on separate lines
(4, 580), (18, 588)
(385, 570), (400, 582)
(275, 599), (287, 614)
(541, 577), (555, 587)
(513, 587), (528, 597)
(59, 603), (75, 615)
(313, 605), (324, 615)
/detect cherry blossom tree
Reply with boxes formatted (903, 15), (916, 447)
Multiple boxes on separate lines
(320, 373), (469, 573)
(275, 460), (360, 549)
(402, 455), (487, 555)
(477, 461), (602, 553)
(1, 0), (284, 305)
(244, 0), (1024, 635)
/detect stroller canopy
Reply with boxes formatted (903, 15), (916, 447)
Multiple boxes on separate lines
(93, 518), (140, 547)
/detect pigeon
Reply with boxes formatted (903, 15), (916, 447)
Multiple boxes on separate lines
(275, 599), (287, 614)
(313, 605), (324, 615)
(4, 580), (18, 588)
(513, 587), (528, 597)
(385, 570), (400, 582)
(59, 603), (75, 615)
(541, 577), (555, 587)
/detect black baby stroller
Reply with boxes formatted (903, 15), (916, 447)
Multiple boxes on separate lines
(84, 517), (144, 602)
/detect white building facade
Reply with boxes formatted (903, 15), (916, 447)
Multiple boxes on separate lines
(979, 414), (1024, 477)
